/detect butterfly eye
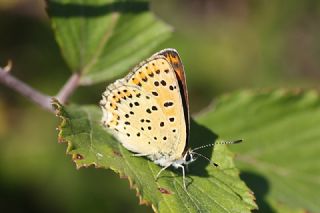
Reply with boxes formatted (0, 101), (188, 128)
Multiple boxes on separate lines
(184, 152), (192, 162)
(184, 152), (198, 165)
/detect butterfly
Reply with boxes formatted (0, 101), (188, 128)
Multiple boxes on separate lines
(100, 48), (240, 189)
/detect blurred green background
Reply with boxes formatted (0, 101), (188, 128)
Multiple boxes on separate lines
(0, 0), (319, 212)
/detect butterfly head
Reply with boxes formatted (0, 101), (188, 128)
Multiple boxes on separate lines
(183, 140), (243, 167)
(183, 149), (198, 165)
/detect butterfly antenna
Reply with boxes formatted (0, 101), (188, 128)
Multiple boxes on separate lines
(190, 151), (218, 167)
(216, 139), (243, 145)
(191, 139), (243, 152)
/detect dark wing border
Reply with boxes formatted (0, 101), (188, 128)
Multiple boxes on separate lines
(157, 48), (190, 154)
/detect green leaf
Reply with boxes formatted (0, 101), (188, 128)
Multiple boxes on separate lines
(197, 90), (320, 212)
(52, 99), (257, 212)
(47, 0), (172, 85)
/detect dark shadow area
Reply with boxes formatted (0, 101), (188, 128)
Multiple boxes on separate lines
(240, 171), (274, 213)
(47, 1), (149, 17)
(187, 118), (218, 177)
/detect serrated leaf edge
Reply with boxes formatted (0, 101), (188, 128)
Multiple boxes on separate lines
(51, 98), (159, 212)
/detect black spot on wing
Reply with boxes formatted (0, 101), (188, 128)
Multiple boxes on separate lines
(160, 80), (166, 86)
(164, 101), (174, 107)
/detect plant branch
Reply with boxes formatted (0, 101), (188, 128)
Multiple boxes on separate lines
(0, 64), (82, 113)
(56, 72), (81, 104)
(0, 67), (54, 112)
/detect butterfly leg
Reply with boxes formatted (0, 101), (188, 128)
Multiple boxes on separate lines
(155, 164), (171, 181)
(175, 164), (187, 190)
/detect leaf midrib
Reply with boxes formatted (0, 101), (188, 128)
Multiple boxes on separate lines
(82, 12), (120, 74)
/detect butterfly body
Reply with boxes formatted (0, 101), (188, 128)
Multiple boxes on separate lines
(100, 49), (194, 188)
